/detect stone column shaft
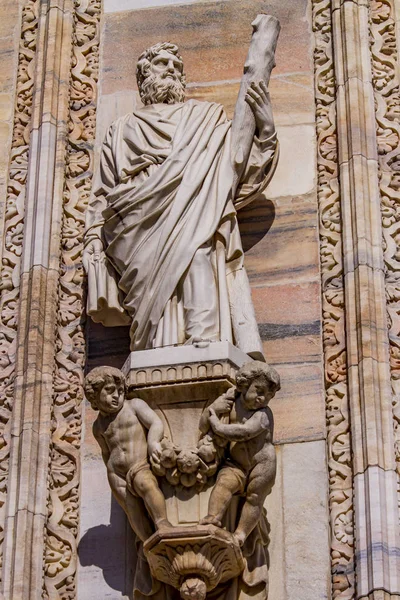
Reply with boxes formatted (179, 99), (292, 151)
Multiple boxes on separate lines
(1, 0), (74, 597)
(332, 0), (400, 597)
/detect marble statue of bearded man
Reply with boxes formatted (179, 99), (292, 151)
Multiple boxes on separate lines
(83, 42), (278, 358)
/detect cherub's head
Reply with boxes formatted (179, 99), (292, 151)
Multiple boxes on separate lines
(84, 366), (125, 415)
(236, 361), (280, 410)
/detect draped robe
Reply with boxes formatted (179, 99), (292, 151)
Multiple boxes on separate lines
(85, 100), (277, 355)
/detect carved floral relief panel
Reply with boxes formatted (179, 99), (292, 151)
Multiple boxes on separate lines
(43, 1), (101, 598)
(312, 0), (355, 597)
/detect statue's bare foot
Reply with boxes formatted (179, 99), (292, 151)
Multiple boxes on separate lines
(233, 531), (246, 547)
(185, 336), (211, 348)
(156, 518), (174, 531)
(199, 515), (222, 527)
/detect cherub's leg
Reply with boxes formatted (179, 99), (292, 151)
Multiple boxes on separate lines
(201, 467), (243, 526)
(125, 492), (154, 542)
(133, 469), (172, 529)
(234, 461), (275, 546)
(109, 473), (154, 541)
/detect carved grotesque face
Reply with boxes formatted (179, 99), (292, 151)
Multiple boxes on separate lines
(139, 49), (186, 105)
(97, 377), (124, 415)
(242, 377), (273, 410)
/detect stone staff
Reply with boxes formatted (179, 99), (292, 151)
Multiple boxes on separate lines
(231, 14), (281, 196)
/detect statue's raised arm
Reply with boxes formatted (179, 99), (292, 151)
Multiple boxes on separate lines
(232, 14), (281, 209)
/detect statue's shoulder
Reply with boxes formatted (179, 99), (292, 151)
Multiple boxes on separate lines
(184, 99), (229, 122)
(185, 98), (225, 110)
(100, 112), (134, 146)
(108, 112), (136, 132)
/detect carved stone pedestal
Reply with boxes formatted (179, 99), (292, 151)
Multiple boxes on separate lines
(85, 342), (277, 599)
(144, 524), (244, 600)
(122, 341), (250, 526)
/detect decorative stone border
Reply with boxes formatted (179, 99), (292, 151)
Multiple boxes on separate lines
(312, 0), (355, 597)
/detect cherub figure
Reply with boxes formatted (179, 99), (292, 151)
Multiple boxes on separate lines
(84, 366), (172, 542)
(200, 361), (280, 546)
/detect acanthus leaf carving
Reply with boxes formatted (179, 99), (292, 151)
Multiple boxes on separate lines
(312, 0), (355, 597)
(42, 1), (101, 598)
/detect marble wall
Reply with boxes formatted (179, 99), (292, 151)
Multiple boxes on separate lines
(78, 1), (330, 598)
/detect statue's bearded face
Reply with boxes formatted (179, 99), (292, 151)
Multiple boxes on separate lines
(139, 49), (186, 105)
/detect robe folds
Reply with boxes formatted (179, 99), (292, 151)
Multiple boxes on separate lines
(85, 99), (277, 354)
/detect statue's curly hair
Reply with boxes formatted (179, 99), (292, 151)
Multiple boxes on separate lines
(84, 366), (125, 409)
(236, 361), (280, 395)
(136, 42), (186, 98)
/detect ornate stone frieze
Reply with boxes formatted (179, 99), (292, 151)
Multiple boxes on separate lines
(312, 0), (355, 597)
(369, 0), (400, 516)
(43, 1), (101, 598)
(0, 0), (39, 578)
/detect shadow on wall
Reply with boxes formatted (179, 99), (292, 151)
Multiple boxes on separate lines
(78, 496), (136, 598)
(86, 320), (131, 372)
(238, 196), (275, 253)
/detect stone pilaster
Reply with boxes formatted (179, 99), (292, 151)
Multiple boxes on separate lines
(1, 1), (75, 597)
(332, 0), (400, 597)
(0, 0), (40, 579)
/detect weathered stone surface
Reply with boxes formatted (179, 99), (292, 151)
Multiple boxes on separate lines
(266, 124), (316, 198)
(104, 0), (225, 12)
(280, 440), (330, 600)
(354, 467), (400, 597)
(101, 0), (311, 95)
(250, 440), (331, 600)
(187, 71), (315, 125)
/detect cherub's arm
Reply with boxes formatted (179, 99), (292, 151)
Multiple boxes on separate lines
(132, 398), (164, 457)
(93, 423), (110, 462)
(209, 408), (270, 442)
(199, 390), (235, 434)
